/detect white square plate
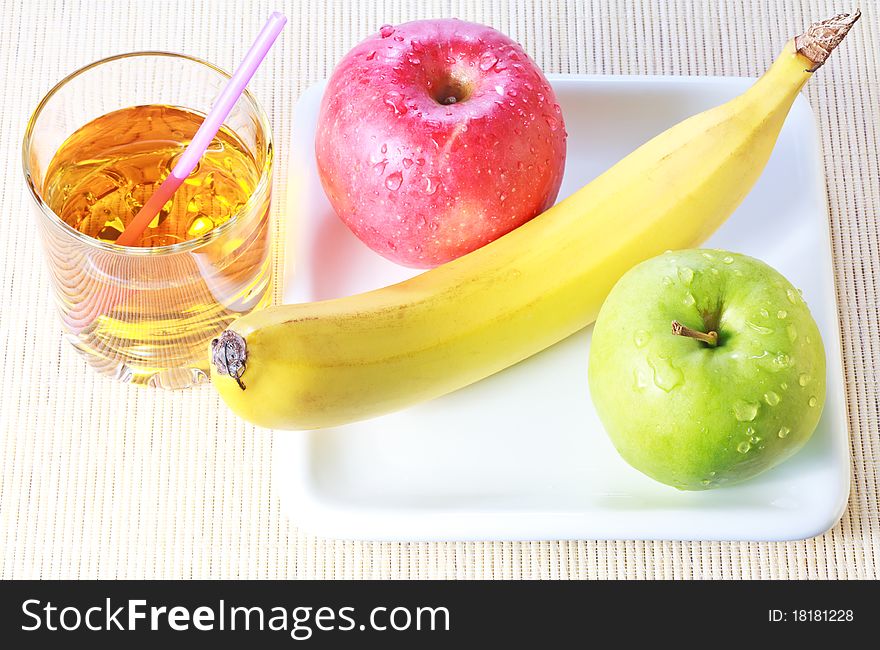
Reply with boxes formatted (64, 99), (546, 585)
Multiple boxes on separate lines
(277, 75), (849, 541)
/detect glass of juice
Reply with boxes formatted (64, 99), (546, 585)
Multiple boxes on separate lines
(23, 53), (273, 389)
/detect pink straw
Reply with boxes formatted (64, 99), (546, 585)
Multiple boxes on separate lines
(116, 12), (287, 246)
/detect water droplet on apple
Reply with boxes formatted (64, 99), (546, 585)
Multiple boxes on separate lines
(553, 103), (562, 113)
(808, 396), (818, 407)
(662, 276), (673, 286)
(733, 400), (759, 421)
(372, 160), (387, 175)
(385, 172), (403, 191)
(383, 91), (408, 115)
(759, 308), (769, 318)
(758, 352), (791, 372)
(777, 426), (791, 439)
(508, 89), (518, 97)
(683, 294), (696, 306)
(786, 288), (798, 304)
(764, 391), (780, 406)
(746, 321), (773, 334)
(633, 330), (650, 348)
(647, 355), (684, 392)
(366, 50), (377, 60)
(780, 382), (789, 390)
(777, 309), (787, 319)
(701, 252), (715, 260)
(380, 24), (394, 38)
(737, 441), (751, 454)
(479, 52), (498, 71)
(722, 255), (734, 264)
(402, 158), (413, 169)
(633, 369), (648, 391)
(407, 55), (421, 65)
(678, 267), (694, 284)
(411, 39), (423, 51)
(750, 434), (761, 444)
(423, 176), (440, 195)
(786, 324), (798, 342)
(798, 373), (811, 387)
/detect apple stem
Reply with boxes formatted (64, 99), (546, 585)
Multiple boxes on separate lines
(671, 320), (718, 347)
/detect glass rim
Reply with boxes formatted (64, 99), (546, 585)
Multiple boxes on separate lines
(21, 50), (274, 257)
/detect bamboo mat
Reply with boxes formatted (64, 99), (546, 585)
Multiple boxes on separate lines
(1, 0), (877, 579)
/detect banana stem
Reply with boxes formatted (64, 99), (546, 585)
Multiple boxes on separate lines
(672, 320), (718, 347)
(796, 9), (861, 72)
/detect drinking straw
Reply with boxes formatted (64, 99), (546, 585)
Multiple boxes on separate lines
(116, 12), (287, 246)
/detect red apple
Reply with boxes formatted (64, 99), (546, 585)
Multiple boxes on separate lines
(315, 19), (567, 268)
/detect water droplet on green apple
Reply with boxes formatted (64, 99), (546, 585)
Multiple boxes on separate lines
(746, 321), (773, 334)
(786, 288), (798, 304)
(798, 373), (811, 387)
(633, 330), (650, 348)
(786, 324), (798, 342)
(678, 267), (694, 284)
(737, 441), (751, 454)
(683, 294), (695, 306)
(760, 352), (791, 372)
(777, 426), (791, 439)
(701, 479), (711, 486)
(777, 310), (787, 319)
(647, 355), (684, 392)
(662, 276), (673, 286)
(733, 400), (759, 421)
(633, 369), (648, 391)
(808, 396), (818, 407)
(701, 252), (714, 260)
(780, 382), (789, 390)
(385, 172), (403, 191)
(764, 391), (780, 406)
(759, 308), (769, 318)
(722, 255), (734, 264)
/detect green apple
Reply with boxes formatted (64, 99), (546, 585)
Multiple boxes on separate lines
(588, 249), (826, 490)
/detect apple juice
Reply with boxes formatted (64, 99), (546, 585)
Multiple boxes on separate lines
(39, 105), (272, 387)
(44, 105), (260, 246)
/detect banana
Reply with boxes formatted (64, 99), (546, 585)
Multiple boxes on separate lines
(211, 12), (858, 430)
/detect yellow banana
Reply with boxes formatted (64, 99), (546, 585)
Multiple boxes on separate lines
(211, 12), (858, 429)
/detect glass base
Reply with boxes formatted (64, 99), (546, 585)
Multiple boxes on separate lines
(67, 335), (211, 389)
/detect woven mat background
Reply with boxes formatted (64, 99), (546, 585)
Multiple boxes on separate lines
(1, 0), (877, 579)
